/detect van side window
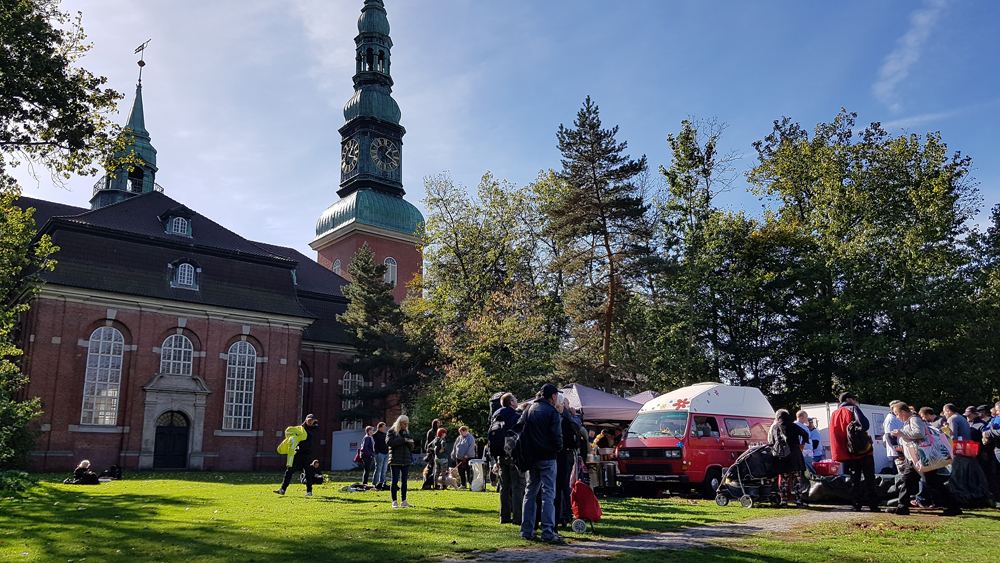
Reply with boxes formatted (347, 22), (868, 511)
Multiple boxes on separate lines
(724, 418), (752, 438)
(691, 416), (719, 437)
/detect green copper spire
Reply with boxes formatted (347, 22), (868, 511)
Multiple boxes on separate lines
(123, 84), (157, 169)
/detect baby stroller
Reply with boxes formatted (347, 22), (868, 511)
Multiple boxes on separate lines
(714, 444), (780, 508)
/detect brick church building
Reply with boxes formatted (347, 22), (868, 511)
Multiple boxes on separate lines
(17, 0), (422, 472)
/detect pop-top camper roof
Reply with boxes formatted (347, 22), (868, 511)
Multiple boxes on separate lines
(640, 383), (775, 419)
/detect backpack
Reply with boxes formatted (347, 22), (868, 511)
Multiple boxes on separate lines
(487, 411), (508, 458)
(846, 407), (874, 456)
(504, 405), (535, 472)
(770, 425), (791, 458)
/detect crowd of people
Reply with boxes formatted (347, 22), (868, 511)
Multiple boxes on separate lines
(766, 392), (1000, 517)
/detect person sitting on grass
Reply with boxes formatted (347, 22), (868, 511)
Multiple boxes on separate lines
(301, 460), (324, 486)
(64, 460), (99, 485)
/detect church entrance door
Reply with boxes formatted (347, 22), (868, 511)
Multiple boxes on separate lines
(153, 411), (189, 469)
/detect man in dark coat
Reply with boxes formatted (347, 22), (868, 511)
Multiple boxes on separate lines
(520, 384), (563, 543)
(493, 393), (523, 524)
(275, 414), (320, 497)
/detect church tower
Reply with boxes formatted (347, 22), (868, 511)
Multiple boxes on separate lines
(90, 57), (160, 210)
(311, 0), (423, 302)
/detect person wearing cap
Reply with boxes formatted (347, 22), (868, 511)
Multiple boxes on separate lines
(889, 402), (962, 516)
(519, 383), (564, 543)
(829, 392), (880, 512)
(275, 414), (320, 497)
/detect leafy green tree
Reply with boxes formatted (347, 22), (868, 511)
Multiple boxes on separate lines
(0, 0), (129, 191)
(547, 97), (652, 388)
(748, 110), (983, 406)
(336, 243), (420, 423)
(414, 173), (559, 435)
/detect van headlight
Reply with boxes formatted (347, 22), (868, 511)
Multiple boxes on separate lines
(667, 449), (682, 458)
(618, 450), (630, 458)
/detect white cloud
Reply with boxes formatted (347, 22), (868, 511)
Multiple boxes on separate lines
(872, 0), (950, 112)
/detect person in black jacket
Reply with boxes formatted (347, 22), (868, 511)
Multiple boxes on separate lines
(275, 414), (320, 497)
(769, 409), (810, 507)
(493, 393), (523, 524)
(373, 421), (390, 490)
(520, 384), (563, 543)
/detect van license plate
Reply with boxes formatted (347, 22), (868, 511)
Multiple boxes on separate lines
(635, 475), (655, 482)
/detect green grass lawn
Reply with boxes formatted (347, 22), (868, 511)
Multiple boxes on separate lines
(1, 472), (753, 563)
(562, 513), (1000, 563)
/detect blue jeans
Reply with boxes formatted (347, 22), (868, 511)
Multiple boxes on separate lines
(374, 453), (388, 486)
(521, 459), (557, 540)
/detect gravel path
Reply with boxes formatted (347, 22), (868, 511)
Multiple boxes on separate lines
(440, 509), (867, 563)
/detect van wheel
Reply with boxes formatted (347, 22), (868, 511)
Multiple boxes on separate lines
(700, 468), (722, 499)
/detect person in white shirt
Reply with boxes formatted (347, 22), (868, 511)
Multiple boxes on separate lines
(795, 410), (814, 471)
(883, 400), (905, 474)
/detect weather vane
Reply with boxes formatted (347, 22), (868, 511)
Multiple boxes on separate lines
(134, 39), (152, 84)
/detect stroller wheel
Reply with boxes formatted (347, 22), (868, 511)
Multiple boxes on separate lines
(572, 519), (588, 534)
(739, 495), (754, 509)
(715, 494), (729, 507)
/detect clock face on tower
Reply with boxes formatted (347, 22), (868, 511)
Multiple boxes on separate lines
(341, 138), (360, 174)
(370, 137), (400, 172)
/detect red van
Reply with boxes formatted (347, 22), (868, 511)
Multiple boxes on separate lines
(616, 383), (775, 497)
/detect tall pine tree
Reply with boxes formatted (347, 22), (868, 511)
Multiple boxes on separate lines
(547, 97), (651, 389)
(337, 243), (416, 423)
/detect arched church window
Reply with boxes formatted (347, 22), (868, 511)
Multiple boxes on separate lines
(160, 334), (193, 376)
(342, 372), (363, 411)
(378, 50), (385, 73)
(176, 263), (196, 287)
(223, 341), (257, 430)
(80, 326), (124, 425)
(333, 259), (342, 275)
(366, 48), (374, 71)
(383, 257), (397, 286)
(171, 217), (188, 235)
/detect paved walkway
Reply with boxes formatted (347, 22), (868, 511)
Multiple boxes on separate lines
(441, 509), (866, 563)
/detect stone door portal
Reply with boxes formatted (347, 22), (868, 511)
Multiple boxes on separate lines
(153, 411), (189, 469)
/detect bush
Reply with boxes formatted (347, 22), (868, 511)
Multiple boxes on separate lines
(0, 470), (37, 493)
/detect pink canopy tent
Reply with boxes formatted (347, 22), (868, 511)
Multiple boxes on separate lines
(559, 383), (643, 423)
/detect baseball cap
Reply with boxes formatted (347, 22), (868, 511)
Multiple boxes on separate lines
(839, 392), (858, 403)
(964, 406), (978, 417)
(540, 384), (559, 399)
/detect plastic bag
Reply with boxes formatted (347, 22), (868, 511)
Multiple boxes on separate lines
(470, 460), (486, 492)
(903, 425), (953, 473)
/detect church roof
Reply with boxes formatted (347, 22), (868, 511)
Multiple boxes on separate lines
(358, 0), (390, 35)
(17, 193), (355, 327)
(314, 188), (423, 240)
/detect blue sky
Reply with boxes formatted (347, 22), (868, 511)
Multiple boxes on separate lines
(18, 0), (1000, 255)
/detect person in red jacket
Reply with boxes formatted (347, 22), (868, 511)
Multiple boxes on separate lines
(829, 392), (881, 512)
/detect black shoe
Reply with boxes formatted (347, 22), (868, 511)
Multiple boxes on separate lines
(940, 508), (963, 517)
(869, 506), (883, 513)
(887, 507), (910, 515)
(542, 534), (565, 544)
(851, 505), (863, 512)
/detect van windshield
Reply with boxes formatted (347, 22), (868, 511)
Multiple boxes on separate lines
(627, 412), (688, 438)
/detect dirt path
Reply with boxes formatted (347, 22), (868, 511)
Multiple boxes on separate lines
(440, 509), (869, 563)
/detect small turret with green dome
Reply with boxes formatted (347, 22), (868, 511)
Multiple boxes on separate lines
(315, 0), (422, 241)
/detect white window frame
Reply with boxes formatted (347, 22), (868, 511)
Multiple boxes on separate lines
(333, 259), (342, 275)
(160, 334), (194, 376)
(223, 341), (257, 430)
(342, 419), (364, 430)
(80, 327), (124, 425)
(342, 371), (363, 411)
(383, 257), (397, 286)
(171, 217), (188, 235)
(176, 263), (196, 287)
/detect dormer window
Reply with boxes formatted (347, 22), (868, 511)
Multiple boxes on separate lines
(170, 261), (200, 290)
(171, 217), (189, 235)
(177, 263), (195, 286)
